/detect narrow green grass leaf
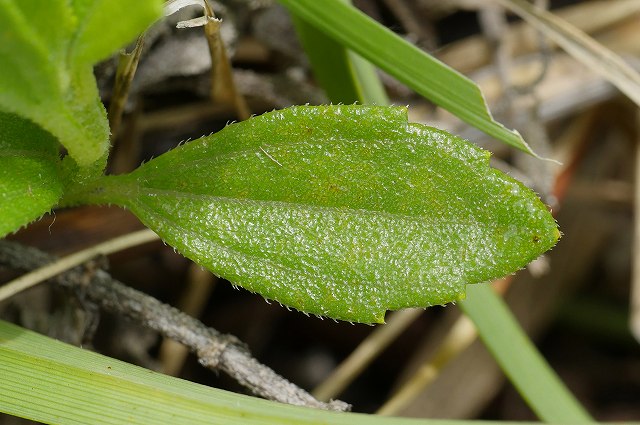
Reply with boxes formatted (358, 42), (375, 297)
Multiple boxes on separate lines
(0, 0), (163, 166)
(0, 112), (63, 238)
(0, 319), (585, 425)
(292, 15), (360, 104)
(292, 2), (388, 105)
(279, 0), (539, 157)
(460, 284), (593, 423)
(349, 53), (390, 106)
(79, 105), (558, 323)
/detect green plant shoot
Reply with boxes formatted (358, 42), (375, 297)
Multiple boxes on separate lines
(66, 105), (559, 323)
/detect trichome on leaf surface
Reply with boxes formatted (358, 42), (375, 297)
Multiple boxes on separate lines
(59, 105), (560, 323)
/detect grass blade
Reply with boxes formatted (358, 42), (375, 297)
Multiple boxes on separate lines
(459, 284), (593, 423)
(279, 0), (539, 157)
(1, 319), (573, 425)
(291, 0), (388, 105)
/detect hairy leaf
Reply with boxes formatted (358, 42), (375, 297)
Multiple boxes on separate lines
(0, 112), (63, 238)
(92, 105), (559, 323)
(0, 0), (162, 166)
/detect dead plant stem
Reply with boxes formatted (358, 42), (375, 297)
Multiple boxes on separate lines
(0, 239), (349, 412)
(0, 229), (159, 302)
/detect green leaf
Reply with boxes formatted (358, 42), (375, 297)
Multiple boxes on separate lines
(279, 0), (540, 158)
(460, 284), (593, 423)
(80, 105), (559, 323)
(0, 0), (163, 166)
(0, 112), (63, 238)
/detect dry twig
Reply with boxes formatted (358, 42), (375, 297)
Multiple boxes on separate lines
(202, 0), (251, 120)
(0, 240), (349, 412)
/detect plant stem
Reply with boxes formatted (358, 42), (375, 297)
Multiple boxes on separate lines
(58, 174), (133, 208)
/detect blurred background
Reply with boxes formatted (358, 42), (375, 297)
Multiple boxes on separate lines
(2, 0), (639, 422)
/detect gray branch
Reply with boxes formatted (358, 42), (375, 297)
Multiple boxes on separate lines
(0, 240), (349, 412)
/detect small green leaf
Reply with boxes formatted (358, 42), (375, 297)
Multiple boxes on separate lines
(0, 112), (63, 238)
(89, 105), (559, 323)
(0, 0), (163, 166)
